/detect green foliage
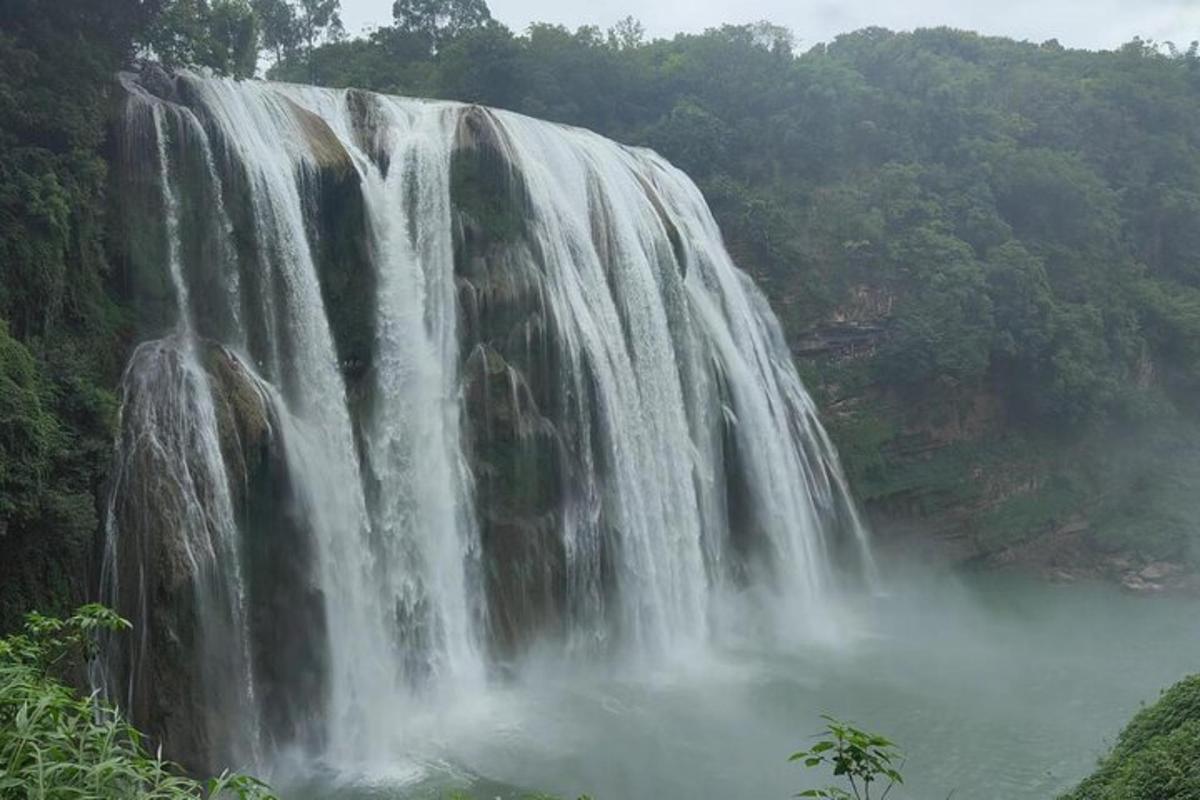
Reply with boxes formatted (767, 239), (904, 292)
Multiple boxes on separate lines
(0, 322), (65, 524)
(1062, 675), (1200, 800)
(0, 0), (134, 632)
(289, 0), (344, 57)
(144, 0), (260, 78)
(644, 100), (732, 180)
(392, 0), (492, 54)
(876, 227), (993, 386)
(791, 715), (904, 800)
(250, 0), (296, 63)
(443, 794), (589, 800)
(821, 406), (895, 493)
(0, 605), (276, 799)
(248, 0), (343, 75)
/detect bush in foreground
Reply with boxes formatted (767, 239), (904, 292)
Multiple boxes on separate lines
(0, 604), (275, 799)
(790, 715), (904, 800)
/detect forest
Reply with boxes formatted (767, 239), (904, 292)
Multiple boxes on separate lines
(3, 0), (1200, 797)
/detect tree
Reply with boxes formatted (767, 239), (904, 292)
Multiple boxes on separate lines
(644, 100), (731, 179)
(748, 19), (795, 55)
(251, 0), (298, 64)
(143, 0), (260, 78)
(0, 0), (149, 630)
(251, 0), (343, 75)
(204, 0), (259, 76)
(606, 15), (644, 50)
(293, 0), (344, 60)
(876, 227), (994, 387)
(392, 0), (492, 53)
(435, 20), (522, 107)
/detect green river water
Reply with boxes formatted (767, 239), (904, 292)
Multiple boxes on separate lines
(283, 569), (1200, 800)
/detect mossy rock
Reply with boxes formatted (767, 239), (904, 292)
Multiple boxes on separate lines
(290, 101), (376, 395)
(451, 106), (531, 250)
(285, 97), (356, 178)
(346, 88), (390, 175)
(202, 342), (271, 499)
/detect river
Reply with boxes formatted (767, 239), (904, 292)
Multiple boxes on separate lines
(282, 568), (1200, 799)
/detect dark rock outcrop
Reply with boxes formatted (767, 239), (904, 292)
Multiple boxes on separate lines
(452, 107), (615, 657)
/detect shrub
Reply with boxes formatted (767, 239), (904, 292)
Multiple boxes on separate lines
(0, 604), (275, 799)
(1062, 675), (1200, 800)
(791, 715), (904, 800)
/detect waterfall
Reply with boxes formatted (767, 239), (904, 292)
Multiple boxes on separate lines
(96, 69), (874, 774)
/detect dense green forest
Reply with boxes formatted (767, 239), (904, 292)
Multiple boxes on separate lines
(0, 0), (157, 628)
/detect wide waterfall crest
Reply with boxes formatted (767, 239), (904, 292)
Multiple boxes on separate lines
(97, 68), (874, 773)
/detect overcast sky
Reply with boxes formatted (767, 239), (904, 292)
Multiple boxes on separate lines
(339, 0), (1200, 52)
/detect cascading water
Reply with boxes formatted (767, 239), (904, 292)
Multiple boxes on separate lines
(96, 68), (874, 776)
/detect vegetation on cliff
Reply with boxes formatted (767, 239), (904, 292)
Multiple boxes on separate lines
(0, 0), (157, 631)
(1062, 674), (1200, 800)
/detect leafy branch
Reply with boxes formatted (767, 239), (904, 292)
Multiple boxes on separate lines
(790, 715), (904, 800)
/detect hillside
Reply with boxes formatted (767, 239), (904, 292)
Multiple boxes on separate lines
(1062, 674), (1200, 800)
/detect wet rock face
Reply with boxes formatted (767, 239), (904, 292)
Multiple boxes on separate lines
(105, 342), (227, 774)
(114, 67), (373, 395)
(205, 343), (271, 496)
(453, 108), (615, 657)
(107, 342), (330, 772)
(453, 107), (562, 657)
(462, 345), (567, 655)
(105, 68), (341, 770)
(128, 63), (180, 104)
(283, 96), (376, 404)
(197, 344), (332, 762)
(347, 88), (391, 176)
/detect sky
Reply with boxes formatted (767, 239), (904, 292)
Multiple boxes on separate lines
(339, 0), (1200, 51)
